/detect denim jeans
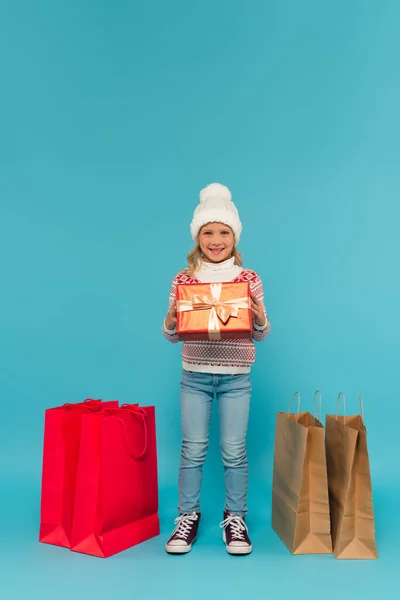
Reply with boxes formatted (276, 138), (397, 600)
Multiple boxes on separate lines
(178, 370), (251, 517)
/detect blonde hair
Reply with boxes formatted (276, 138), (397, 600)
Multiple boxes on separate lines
(184, 244), (243, 275)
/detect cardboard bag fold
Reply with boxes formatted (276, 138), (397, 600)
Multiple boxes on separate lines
(325, 394), (378, 560)
(272, 392), (332, 554)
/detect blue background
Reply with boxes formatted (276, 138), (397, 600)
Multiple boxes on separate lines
(1, 0), (400, 598)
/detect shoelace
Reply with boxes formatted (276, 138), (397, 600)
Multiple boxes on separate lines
(172, 512), (198, 540)
(219, 514), (248, 541)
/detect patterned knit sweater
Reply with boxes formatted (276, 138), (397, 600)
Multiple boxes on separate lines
(163, 258), (270, 374)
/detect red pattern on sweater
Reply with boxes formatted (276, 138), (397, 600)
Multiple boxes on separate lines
(163, 269), (270, 371)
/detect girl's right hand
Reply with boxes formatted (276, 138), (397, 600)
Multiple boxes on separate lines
(165, 301), (177, 331)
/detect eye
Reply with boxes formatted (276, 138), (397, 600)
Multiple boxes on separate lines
(221, 231), (230, 236)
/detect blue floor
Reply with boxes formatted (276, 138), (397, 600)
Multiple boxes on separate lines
(2, 477), (398, 600)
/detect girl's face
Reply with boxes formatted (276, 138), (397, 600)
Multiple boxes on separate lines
(198, 222), (235, 263)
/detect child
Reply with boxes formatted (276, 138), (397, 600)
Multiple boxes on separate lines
(163, 183), (270, 555)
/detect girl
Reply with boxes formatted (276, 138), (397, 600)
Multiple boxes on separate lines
(163, 183), (270, 555)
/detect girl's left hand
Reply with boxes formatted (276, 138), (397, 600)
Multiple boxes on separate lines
(251, 294), (267, 327)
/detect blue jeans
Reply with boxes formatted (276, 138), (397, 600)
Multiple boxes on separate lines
(178, 370), (251, 517)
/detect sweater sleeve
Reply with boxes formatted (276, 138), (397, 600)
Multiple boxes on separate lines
(249, 273), (271, 342)
(162, 274), (180, 344)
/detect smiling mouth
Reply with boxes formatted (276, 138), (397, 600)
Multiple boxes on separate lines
(209, 248), (224, 254)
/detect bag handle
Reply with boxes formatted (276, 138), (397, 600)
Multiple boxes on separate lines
(336, 392), (346, 424)
(312, 390), (322, 421)
(64, 398), (102, 412)
(336, 393), (364, 425)
(359, 395), (364, 422)
(117, 404), (148, 460)
(287, 392), (301, 422)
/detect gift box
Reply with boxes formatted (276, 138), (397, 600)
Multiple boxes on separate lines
(176, 281), (252, 341)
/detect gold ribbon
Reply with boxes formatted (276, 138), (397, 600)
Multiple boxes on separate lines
(177, 283), (251, 340)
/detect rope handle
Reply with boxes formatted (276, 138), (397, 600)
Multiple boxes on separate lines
(117, 404), (148, 460)
(312, 390), (322, 421)
(63, 398), (103, 412)
(336, 393), (364, 424)
(335, 392), (346, 423)
(287, 391), (322, 423)
(287, 392), (301, 422)
(359, 395), (364, 422)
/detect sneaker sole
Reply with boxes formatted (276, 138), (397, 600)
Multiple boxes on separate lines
(165, 539), (196, 554)
(226, 544), (253, 555)
(222, 531), (252, 555)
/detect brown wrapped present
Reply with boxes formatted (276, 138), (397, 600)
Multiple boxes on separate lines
(176, 281), (252, 341)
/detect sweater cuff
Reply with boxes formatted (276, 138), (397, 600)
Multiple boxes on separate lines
(163, 320), (177, 334)
(253, 318), (269, 331)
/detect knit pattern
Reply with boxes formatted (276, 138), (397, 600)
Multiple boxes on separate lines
(163, 269), (270, 371)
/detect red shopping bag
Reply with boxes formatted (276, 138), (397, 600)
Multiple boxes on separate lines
(39, 399), (118, 548)
(70, 404), (159, 558)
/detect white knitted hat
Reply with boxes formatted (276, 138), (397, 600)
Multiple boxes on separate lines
(190, 183), (242, 243)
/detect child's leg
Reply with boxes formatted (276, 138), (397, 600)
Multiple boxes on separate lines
(178, 370), (213, 513)
(217, 374), (251, 517)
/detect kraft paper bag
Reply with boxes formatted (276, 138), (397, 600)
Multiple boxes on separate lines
(325, 393), (378, 559)
(272, 391), (332, 554)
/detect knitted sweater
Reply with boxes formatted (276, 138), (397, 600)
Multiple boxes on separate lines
(163, 257), (270, 374)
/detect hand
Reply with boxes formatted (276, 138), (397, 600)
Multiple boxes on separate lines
(165, 300), (177, 330)
(251, 294), (266, 327)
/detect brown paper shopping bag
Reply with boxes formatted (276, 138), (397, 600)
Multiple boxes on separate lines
(272, 392), (332, 554)
(325, 394), (378, 559)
